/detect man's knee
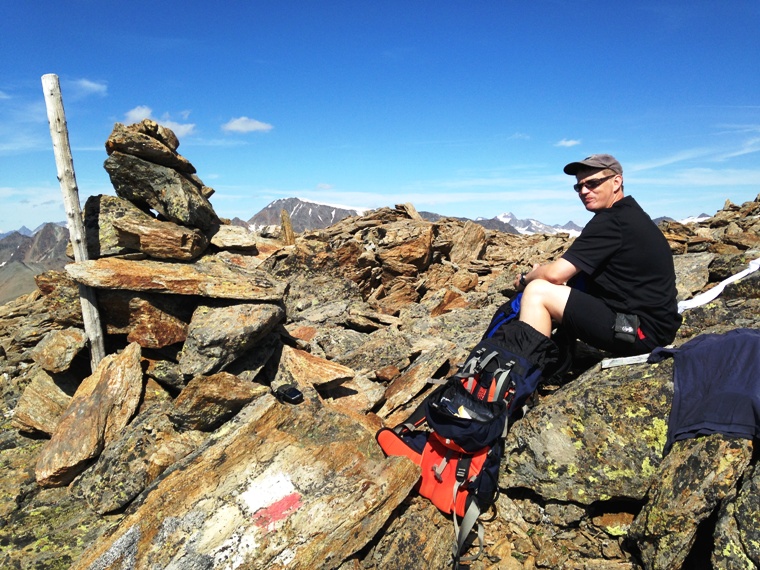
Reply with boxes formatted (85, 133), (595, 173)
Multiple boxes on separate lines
(522, 279), (559, 304)
(522, 279), (570, 320)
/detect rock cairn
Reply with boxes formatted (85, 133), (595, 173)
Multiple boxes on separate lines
(0, 120), (759, 569)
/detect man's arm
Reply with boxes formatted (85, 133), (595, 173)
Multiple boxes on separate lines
(516, 258), (579, 289)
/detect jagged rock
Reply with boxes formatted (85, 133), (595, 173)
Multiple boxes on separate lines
(105, 121), (195, 173)
(285, 273), (366, 325)
(377, 339), (455, 418)
(29, 327), (87, 373)
(421, 262), (457, 292)
(273, 344), (355, 390)
(169, 372), (268, 431)
(99, 290), (192, 348)
(374, 276), (420, 314)
(310, 327), (368, 360)
(288, 324), (318, 342)
(209, 224), (258, 252)
(395, 202), (423, 221)
(9, 308), (60, 352)
(35, 343), (144, 487)
(713, 462), (760, 567)
(677, 296), (760, 341)
(179, 303), (285, 376)
(709, 252), (760, 281)
(143, 357), (187, 390)
(358, 497), (452, 569)
(449, 219), (487, 265)
(398, 304), (487, 352)
(427, 287), (471, 316)
(11, 365), (78, 435)
(0, 483), (120, 569)
(628, 435), (752, 570)
(319, 373), (386, 415)
(84, 192), (213, 262)
(140, 377), (174, 412)
(112, 209), (209, 260)
(673, 252), (714, 300)
(721, 263), (760, 300)
(104, 151), (218, 231)
(335, 327), (413, 374)
(65, 254), (287, 301)
(375, 220), (434, 275)
(84, 194), (143, 257)
(225, 330), (282, 382)
(71, 403), (206, 514)
(35, 270), (83, 327)
(451, 268), (479, 292)
(71, 396), (419, 570)
(503, 358), (674, 504)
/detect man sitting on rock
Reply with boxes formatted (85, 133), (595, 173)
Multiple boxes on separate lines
(515, 154), (681, 356)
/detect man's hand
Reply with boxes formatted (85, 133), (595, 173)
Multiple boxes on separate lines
(515, 263), (541, 291)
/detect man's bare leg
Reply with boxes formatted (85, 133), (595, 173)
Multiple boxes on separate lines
(518, 280), (572, 337)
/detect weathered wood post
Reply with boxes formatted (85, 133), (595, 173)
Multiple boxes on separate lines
(41, 73), (106, 369)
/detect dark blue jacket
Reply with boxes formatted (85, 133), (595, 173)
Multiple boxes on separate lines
(649, 328), (760, 455)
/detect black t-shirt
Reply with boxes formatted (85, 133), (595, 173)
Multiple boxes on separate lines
(561, 195), (681, 345)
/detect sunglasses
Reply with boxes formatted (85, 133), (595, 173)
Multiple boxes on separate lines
(573, 174), (616, 192)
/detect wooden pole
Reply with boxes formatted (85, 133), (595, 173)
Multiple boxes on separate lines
(41, 74), (106, 369)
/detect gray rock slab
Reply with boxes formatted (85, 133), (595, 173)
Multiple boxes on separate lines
(65, 254), (287, 301)
(503, 358), (675, 504)
(35, 343), (144, 487)
(179, 303), (285, 376)
(72, 395), (419, 570)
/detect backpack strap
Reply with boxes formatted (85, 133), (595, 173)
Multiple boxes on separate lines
(492, 360), (516, 402)
(432, 448), (454, 482)
(449, 455), (487, 569)
(452, 496), (484, 569)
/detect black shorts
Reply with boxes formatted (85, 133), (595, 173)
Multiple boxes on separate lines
(563, 288), (657, 356)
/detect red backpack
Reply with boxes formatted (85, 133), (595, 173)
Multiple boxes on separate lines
(378, 315), (559, 568)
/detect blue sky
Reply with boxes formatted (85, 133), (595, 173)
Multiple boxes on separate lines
(2, 1), (759, 233)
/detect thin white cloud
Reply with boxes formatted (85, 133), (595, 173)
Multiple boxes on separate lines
(124, 105), (153, 123)
(123, 106), (196, 137)
(0, 90), (10, 100)
(715, 137), (760, 160)
(161, 120), (196, 138)
(640, 167), (760, 187)
(628, 148), (715, 172)
(222, 117), (273, 133)
(714, 123), (760, 135)
(71, 78), (107, 97)
(555, 139), (581, 147)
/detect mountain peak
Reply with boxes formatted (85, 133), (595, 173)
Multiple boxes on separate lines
(247, 198), (367, 233)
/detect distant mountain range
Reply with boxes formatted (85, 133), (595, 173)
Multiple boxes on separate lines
(246, 197), (583, 236)
(0, 222), (70, 305)
(492, 212), (583, 237)
(246, 198), (370, 233)
(0, 222), (67, 241)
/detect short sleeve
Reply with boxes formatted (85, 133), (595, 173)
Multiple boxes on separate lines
(561, 212), (622, 275)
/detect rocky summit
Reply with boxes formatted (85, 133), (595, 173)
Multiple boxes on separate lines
(1, 119), (759, 570)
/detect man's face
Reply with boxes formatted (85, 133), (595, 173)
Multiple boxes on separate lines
(574, 169), (622, 212)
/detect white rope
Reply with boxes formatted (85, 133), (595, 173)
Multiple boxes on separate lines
(677, 258), (760, 313)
